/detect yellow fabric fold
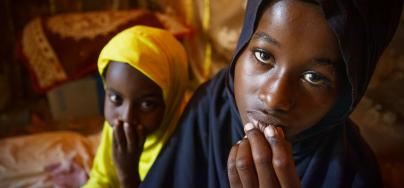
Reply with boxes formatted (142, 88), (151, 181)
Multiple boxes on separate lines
(83, 25), (189, 187)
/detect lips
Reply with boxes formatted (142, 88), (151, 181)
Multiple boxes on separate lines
(246, 110), (284, 133)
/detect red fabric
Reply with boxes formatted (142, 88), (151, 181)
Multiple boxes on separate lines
(18, 9), (191, 93)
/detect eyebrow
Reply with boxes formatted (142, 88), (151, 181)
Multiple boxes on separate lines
(312, 58), (341, 77)
(312, 58), (338, 68)
(106, 88), (122, 95)
(252, 32), (281, 47)
(107, 87), (162, 99)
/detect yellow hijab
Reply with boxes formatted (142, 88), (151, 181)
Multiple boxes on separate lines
(85, 26), (188, 187)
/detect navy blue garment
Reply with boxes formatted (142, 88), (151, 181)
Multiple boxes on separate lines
(141, 0), (403, 187)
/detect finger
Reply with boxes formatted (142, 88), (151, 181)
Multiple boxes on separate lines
(136, 124), (145, 151)
(236, 137), (258, 188)
(265, 126), (300, 188)
(112, 128), (118, 150)
(113, 121), (127, 151)
(112, 120), (120, 150)
(228, 142), (242, 188)
(245, 123), (280, 188)
(111, 119), (120, 128)
(124, 122), (137, 153)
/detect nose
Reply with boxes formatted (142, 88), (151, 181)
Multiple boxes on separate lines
(120, 103), (138, 125)
(258, 72), (296, 112)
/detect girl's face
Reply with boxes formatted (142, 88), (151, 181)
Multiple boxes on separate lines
(234, 0), (343, 138)
(104, 62), (165, 134)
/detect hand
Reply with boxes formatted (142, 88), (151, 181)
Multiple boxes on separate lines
(112, 119), (145, 188)
(45, 158), (88, 188)
(227, 122), (301, 188)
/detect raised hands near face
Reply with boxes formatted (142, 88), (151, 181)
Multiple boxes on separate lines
(112, 119), (145, 187)
(227, 122), (301, 188)
(104, 62), (166, 187)
(229, 1), (343, 186)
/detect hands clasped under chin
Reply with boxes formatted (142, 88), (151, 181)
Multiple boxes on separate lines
(227, 122), (301, 188)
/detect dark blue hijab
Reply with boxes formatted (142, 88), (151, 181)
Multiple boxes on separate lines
(141, 0), (403, 187)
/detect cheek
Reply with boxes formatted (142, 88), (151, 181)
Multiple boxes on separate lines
(234, 61), (247, 110)
(234, 56), (259, 123)
(287, 91), (338, 137)
(104, 99), (119, 125)
(297, 88), (339, 125)
(306, 88), (339, 110)
(235, 56), (264, 99)
(140, 107), (166, 134)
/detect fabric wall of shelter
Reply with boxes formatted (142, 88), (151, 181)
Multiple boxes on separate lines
(154, 0), (246, 85)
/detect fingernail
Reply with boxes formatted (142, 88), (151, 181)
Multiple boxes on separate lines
(113, 119), (120, 126)
(124, 122), (129, 129)
(244, 122), (254, 132)
(237, 140), (242, 145)
(243, 135), (247, 139)
(264, 126), (275, 137)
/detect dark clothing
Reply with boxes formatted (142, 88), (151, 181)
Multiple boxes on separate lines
(141, 0), (403, 187)
(141, 70), (380, 188)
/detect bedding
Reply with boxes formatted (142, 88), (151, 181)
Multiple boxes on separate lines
(0, 131), (100, 188)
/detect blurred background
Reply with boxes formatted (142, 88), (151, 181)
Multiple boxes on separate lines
(0, 0), (402, 187)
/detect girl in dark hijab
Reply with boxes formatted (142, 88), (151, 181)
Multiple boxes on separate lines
(140, 0), (403, 187)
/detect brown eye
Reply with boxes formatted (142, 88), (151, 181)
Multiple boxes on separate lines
(109, 92), (122, 105)
(253, 49), (275, 65)
(139, 100), (158, 112)
(303, 72), (331, 87)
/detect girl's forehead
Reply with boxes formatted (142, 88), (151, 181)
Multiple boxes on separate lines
(255, 1), (340, 58)
(260, 0), (324, 29)
(105, 62), (162, 97)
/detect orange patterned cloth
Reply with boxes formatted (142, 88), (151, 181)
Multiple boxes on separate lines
(19, 9), (190, 93)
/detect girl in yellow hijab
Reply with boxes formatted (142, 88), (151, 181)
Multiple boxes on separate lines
(83, 25), (189, 188)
